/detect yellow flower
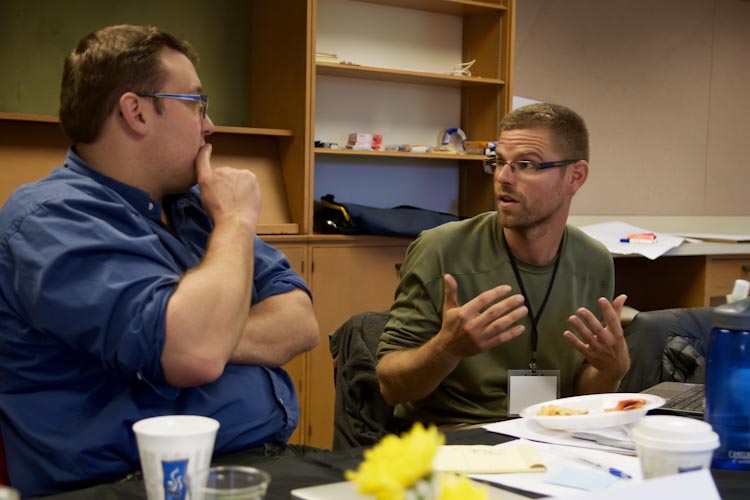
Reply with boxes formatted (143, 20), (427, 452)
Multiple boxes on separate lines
(346, 422), (445, 500)
(436, 474), (489, 500)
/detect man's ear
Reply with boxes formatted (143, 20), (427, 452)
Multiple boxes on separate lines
(567, 160), (588, 195)
(118, 92), (149, 136)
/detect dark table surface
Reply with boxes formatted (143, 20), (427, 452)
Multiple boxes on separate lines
(35, 428), (749, 499)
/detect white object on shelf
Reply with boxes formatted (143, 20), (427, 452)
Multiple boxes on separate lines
(726, 279), (750, 304)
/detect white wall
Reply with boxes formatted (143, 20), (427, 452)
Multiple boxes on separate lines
(514, 0), (750, 220)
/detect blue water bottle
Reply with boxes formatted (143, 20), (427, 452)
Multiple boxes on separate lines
(705, 297), (750, 470)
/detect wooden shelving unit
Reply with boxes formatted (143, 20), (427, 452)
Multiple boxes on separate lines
(305, 0), (515, 449)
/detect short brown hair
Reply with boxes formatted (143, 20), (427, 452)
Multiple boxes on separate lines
(499, 102), (589, 161)
(59, 24), (198, 144)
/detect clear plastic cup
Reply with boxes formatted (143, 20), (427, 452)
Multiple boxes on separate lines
(631, 415), (720, 479)
(188, 466), (270, 500)
(132, 415), (219, 500)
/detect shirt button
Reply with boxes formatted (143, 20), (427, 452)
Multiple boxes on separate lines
(148, 202), (154, 211)
(137, 372), (143, 380)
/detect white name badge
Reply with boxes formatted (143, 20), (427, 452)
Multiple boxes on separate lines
(507, 369), (560, 416)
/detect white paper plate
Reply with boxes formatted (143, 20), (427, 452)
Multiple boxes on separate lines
(519, 393), (665, 430)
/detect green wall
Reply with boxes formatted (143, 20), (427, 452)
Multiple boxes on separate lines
(0, 0), (251, 125)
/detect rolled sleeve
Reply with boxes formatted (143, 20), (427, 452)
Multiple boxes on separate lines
(252, 237), (310, 302)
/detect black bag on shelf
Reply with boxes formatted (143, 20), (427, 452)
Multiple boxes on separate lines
(314, 194), (460, 237)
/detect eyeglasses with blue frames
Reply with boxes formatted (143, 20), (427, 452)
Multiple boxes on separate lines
(483, 158), (580, 176)
(136, 93), (208, 119)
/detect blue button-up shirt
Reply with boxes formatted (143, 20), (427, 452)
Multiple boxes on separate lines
(0, 148), (310, 497)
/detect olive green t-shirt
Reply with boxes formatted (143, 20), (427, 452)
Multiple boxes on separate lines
(377, 212), (614, 424)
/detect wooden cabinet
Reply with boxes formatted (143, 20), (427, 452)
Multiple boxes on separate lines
(705, 256), (750, 306)
(306, 240), (409, 448)
(614, 253), (750, 311)
(272, 243), (310, 445)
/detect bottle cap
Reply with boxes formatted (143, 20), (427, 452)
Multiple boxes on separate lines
(713, 297), (750, 331)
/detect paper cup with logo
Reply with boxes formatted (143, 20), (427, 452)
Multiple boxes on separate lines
(133, 415), (220, 500)
(632, 415), (719, 479)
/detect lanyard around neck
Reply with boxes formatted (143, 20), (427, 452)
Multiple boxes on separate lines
(502, 231), (565, 373)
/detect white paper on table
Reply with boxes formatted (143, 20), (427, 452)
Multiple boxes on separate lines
(469, 439), (641, 498)
(545, 469), (720, 500)
(483, 417), (634, 455)
(578, 221), (684, 260)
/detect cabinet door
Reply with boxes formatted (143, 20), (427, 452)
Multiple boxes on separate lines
(306, 243), (408, 449)
(273, 243), (309, 444)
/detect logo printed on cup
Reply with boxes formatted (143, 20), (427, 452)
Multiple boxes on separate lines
(163, 459), (188, 500)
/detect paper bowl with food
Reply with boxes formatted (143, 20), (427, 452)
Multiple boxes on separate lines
(519, 393), (665, 430)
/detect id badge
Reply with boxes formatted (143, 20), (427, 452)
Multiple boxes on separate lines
(507, 369), (560, 416)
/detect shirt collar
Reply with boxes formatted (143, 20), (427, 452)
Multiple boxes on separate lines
(64, 147), (163, 222)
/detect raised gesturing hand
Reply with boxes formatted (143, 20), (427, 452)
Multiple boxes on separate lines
(436, 273), (528, 359)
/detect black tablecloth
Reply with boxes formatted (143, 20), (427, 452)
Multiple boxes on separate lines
(34, 428), (749, 499)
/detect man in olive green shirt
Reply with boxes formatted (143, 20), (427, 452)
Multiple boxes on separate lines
(377, 103), (629, 424)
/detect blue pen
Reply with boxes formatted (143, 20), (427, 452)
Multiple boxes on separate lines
(570, 455), (633, 480)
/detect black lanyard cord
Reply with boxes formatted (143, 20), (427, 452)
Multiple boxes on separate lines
(502, 230), (565, 372)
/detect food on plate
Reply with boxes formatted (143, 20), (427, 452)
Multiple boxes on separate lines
(537, 404), (589, 416)
(604, 398), (647, 412)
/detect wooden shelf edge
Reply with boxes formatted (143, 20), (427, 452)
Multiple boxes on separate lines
(214, 125), (293, 137)
(355, 0), (507, 16)
(314, 148), (487, 161)
(257, 223), (300, 235)
(316, 62), (505, 88)
(0, 113), (292, 137)
(0, 112), (59, 123)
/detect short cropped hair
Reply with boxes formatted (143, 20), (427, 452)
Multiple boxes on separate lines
(59, 24), (198, 144)
(498, 102), (589, 161)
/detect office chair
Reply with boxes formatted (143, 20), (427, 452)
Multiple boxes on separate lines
(329, 311), (406, 450)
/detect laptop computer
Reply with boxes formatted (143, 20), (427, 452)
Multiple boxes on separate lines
(641, 381), (705, 417)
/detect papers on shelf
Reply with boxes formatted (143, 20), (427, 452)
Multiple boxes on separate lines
(433, 444), (545, 473)
(669, 232), (750, 243)
(578, 221), (684, 260)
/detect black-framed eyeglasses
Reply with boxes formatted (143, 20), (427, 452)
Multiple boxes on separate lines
(136, 92), (208, 119)
(483, 158), (579, 176)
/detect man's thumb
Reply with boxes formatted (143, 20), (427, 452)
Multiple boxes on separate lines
(443, 274), (459, 309)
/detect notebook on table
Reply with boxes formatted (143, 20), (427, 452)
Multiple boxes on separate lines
(641, 381), (705, 417)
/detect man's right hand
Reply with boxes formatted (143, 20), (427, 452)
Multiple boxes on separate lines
(195, 143), (262, 231)
(435, 273), (528, 359)
(377, 274), (528, 405)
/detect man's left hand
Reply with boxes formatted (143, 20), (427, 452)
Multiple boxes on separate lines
(563, 295), (630, 389)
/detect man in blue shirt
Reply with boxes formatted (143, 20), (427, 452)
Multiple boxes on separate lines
(0, 25), (320, 497)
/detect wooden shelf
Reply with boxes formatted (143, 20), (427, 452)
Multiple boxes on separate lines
(0, 112), (59, 123)
(0, 112), (294, 138)
(316, 61), (505, 88)
(355, 0), (507, 16)
(257, 223), (299, 235)
(314, 147), (488, 161)
(214, 125), (293, 137)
